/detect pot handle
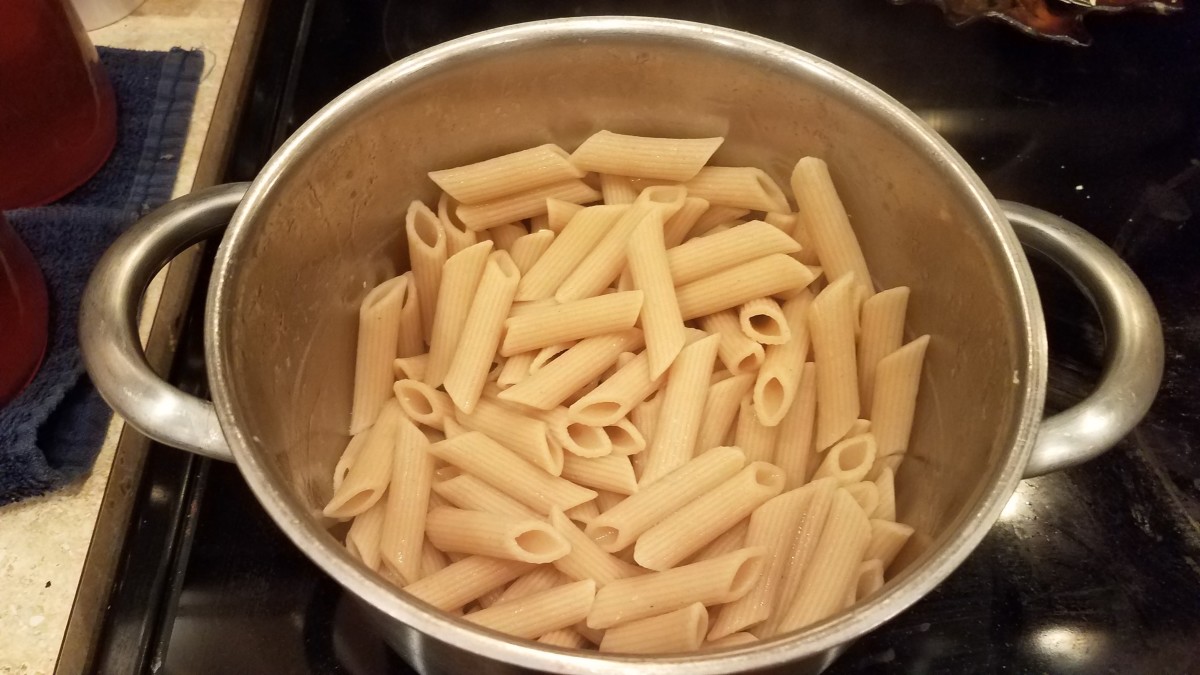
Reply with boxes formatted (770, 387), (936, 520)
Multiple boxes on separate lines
(80, 183), (250, 463)
(1002, 201), (1164, 478)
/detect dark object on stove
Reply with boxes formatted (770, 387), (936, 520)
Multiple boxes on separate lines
(896, 0), (1184, 45)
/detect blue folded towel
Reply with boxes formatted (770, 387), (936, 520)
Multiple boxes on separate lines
(0, 47), (204, 505)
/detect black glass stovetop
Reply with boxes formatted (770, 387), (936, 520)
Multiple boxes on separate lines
(88, 0), (1200, 672)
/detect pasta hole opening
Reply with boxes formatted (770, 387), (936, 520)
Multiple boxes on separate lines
(590, 525), (619, 548)
(839, 440), (870, 471)
(688, 605), (709, 647)
(362, 278), (404, 311)
(606, 425), (635, 451)
(515, 528), (565, 558)
(734, 351), (762, 373)
(568, 423), (606, 451)
(576, 401), (621, 425)
(749, 314), (782, 337)
(333, 489), (378, 517)
(643, 185), (686, 205)
(761, 378), (784, 413)
(398, 388), (434, 416)
(729, 556), (763, 598)
(413, 213), (443, 248)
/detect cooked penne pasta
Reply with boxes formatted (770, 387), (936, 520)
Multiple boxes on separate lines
(564, 499), (601, 524)
(545, 198), (586, 233)
(865, 519), (914, 569)
(568, 347), (664, 427)
(873, 467), (896, 522)
(419, 537), (451, 578)
(850, 559), (885, 604)
(635, 462), (785, 570)
(638, 334), (721, 485)
(687, 517), (749, 563)
(429, 144), (584, 205)
(428, 432), (597, 515)
(738, 297), (790, 345)
(393, 353), (429, 382)
(502, 291), (644, 356)
(813, 433), (878, 486)
(587, 446), (746, 552)
(569, 131), (722, 182)
(406, 200), (447, 343)
(443, 251), (521, 414)
(587, 547), (765, 629)
(499, 329), (644, 411)
(871, 335), (930, 458)
(629, 393), (662, 464)
(683, 166), (789, 213)
(404, 555), (534, 612)
(325, 399), (400, 518)
(332, 431), (369, 494)
(432, 473), (539, 519)
(465, 579), (597, 640)
(844, 480), (880, 517)
(763, 211), (796, 235)
(694, 373), (755, 453)
(437, 193), (478, 257)
(705, 632), (759, 649)
(627, 209), (686, 377)
(516, 205), (626, 301)
(561, 454), (639, 495)
(454, 396), (560, 475)
(790, 157), (873, 299)
(756, 477), (837, 637)
(599, 602), (708, 653)
(425, 507), (570, 563)
(495, 351), (534, 387)
(380, 416), (435, 583)
(508, 229), (555, 274)
(662, 196), (710, 248)
(423, 241), (494, 388)
(733, 395), (779, 463)
(345, 496), (387, 569)
(754, 292), (812, 426)
(456, 178), (600, 232)
(548, 508), (644, 587)
(538, 628), (590, 649)
(773, 363), (817, 489)
(349, 275), (411, 435)
(594, 490), (625, 514)
(497, 566), (568, 605)
(605, 418), (646, 456)
(600, 173), (638, 204)
(857, 287), (910, 416)
(690, 205), (750, 236)
(488, 223), (528, 252)
(667, 221), (801, 287)
(393, 379), (455, 430)
(699, 310), (765, 375)
(809, 274), (861, 450)
(528, 342), (577, 373)
(843, 418), (872, 440)
(675, 254), (816, 321)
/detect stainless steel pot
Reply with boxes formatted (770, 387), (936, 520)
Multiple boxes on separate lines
(80, 17), (1163, 674)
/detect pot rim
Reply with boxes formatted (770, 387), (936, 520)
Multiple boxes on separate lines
(207, 16), (1047, 673)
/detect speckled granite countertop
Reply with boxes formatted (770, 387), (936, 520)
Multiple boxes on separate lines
(0, 1), (246, 672)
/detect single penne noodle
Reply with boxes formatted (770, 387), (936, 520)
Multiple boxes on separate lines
(849, 559), (885, 605)
(754, 292), (813, 426)
(432, 473), (539, 519)
(756, 477), (838, 637)
(404, 556), (534, 612)
(871, 335), (931, 458)
(813, 433), (878, 486)
(465, 579), (597, 640)
(332, 432), (370, 494)
(349, 275), (410, 435)
(423, 241), (494, 388)
(605, 417), (646, 456)
(429, 144), (584, 205)
(857, 287), (911, 416)
(545, 198), (585, 233)
(687, 517), (749, 563)
(733, 395), (779, 463)
(705, 632), (760, 649)
(437, 193), (479, 257)
(600, 173), (638, 204)
(380, 416), (436, 583)
(628, 393), (662, 463)
(635, 462), (785, 570)
(488, 223), (528, 252)
(564, 499), (601, 524)
(394, 379), (455, 430)
(586, 446), (746, 552)
(508, 229), (556, 274)
(683, 166), (790, 213)
(694, 373), (756, 453)
(690, 205), (750, 237)
(777, 489), (872, 633)
(627, 209), (686, 378)
(599, 602), (708, 654)
(662, 196), (710, 248)
(428, 432), (597, 515)
(587, 547), (766, 629)
(529, 342), (577, 373)
(738, 297), (790, 345)
(667, 220), (801, 287)
(501, 291), (644, 356)
(790, 157), (874, 299)
(809, 274), (861, 450)
(456, 178), (601, 232)
(444, 251), (521, 414)
(773, 363), (817, 489)
(538, 628), (590, 649)
(568, 348), (663, 427)
(639, 334), (722, 485)
(393, 353), (430, 382)
(455, 396), (560, 475)
(548, 508), (644, 587)
(324, 400), (400, 518)
(873, 467), (896, 522)
(425, 507), (570, 563)
(676, 254), (816, 321)
(865, 519), (914, 569)
(561, 454), (639, 495)
(569, 131), (723, 181)
(516, 205), (627, 301)
(708, 484), (818, 640)
(844, 481), (880, 517)
(406, 200), (447, 343)
(556, 186), (687, 301)
(419, 537), (451, 578)
(499, 329), (644, 411)
(763, 211), (796, 235)
(497, 565), (569, 605)
(495, 351), (534, 387)
(700, 310), (765, 375)
(345, 496), (387, 570)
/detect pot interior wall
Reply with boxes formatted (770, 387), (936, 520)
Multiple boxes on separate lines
(220, 31), (1029, 592)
